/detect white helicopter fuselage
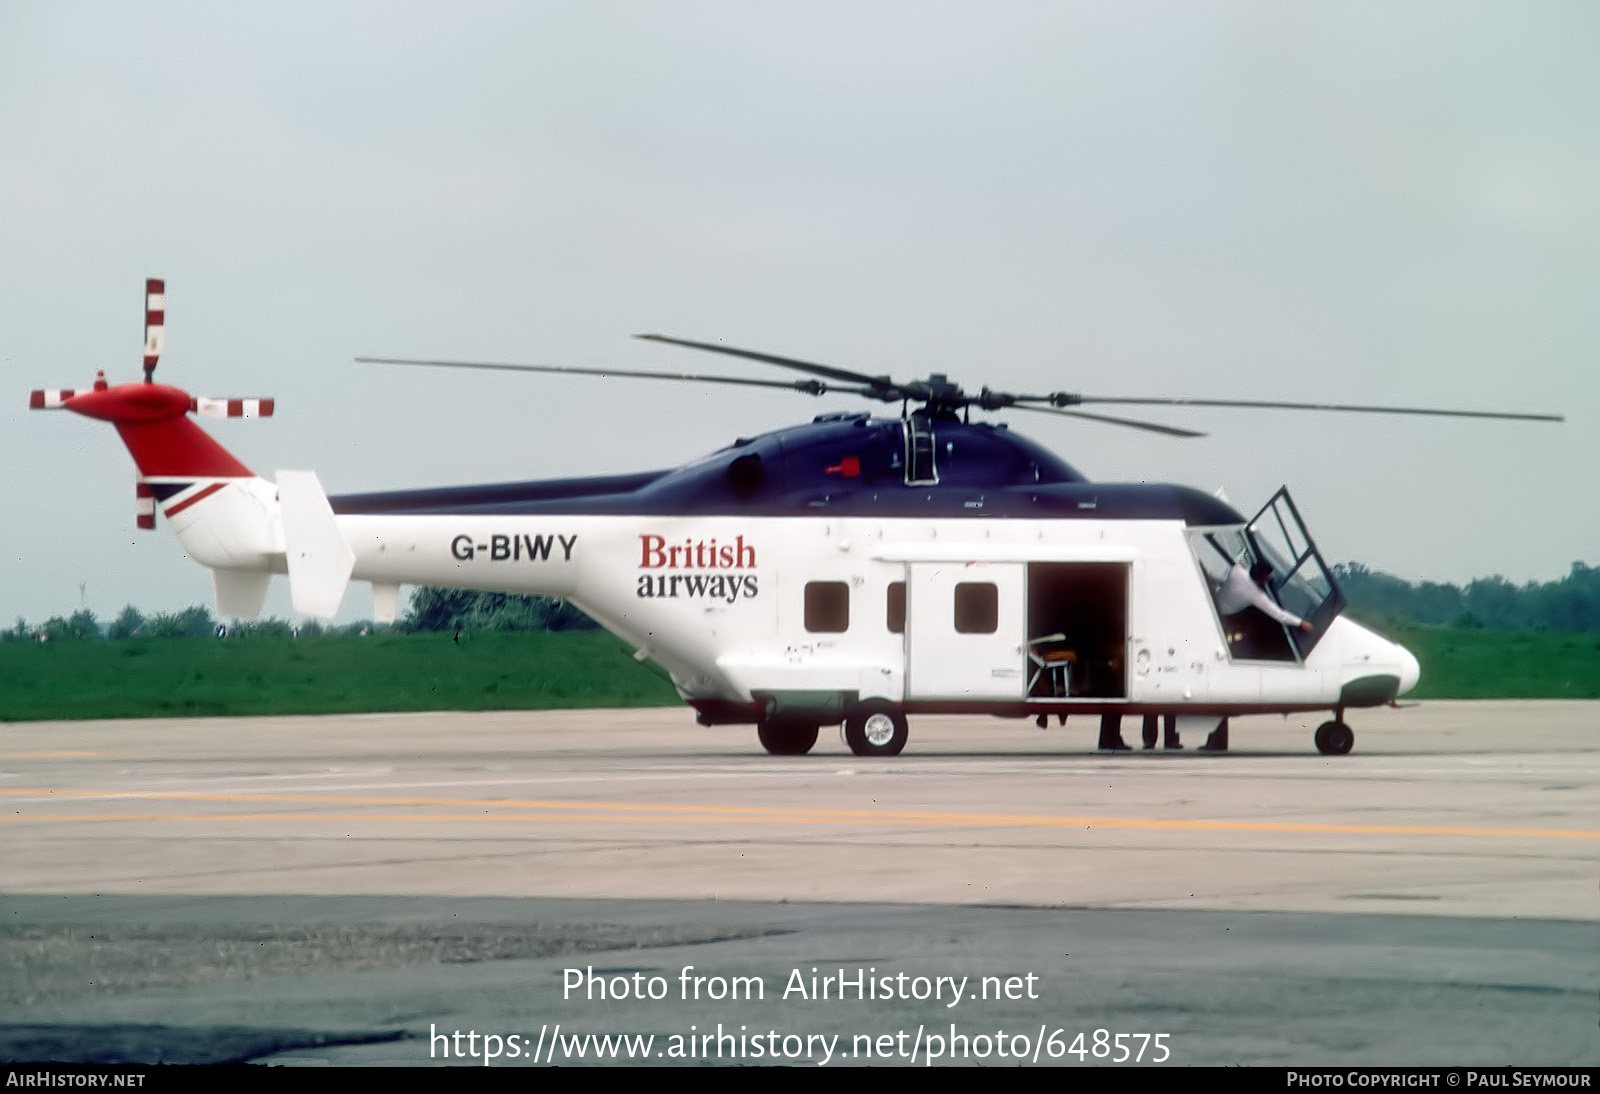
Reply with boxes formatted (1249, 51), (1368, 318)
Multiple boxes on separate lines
(39, 285), (1560, 756)
(40, 365), (1424, 757)
(165, 466), (1418, 736)
(344, 511), (1417, 710)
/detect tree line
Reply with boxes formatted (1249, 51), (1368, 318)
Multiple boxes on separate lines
(6, 566), (1596, 642)
(1, 604), (377, 643)
(1332, 561), (1599, 632)
(399, 588), (595, 633)
(2, 590), (593, 642)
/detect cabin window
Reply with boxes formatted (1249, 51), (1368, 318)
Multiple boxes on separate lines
(805, 581), (850, 633)
(886, 581), (906, 634)
(953, 582), (999, 634)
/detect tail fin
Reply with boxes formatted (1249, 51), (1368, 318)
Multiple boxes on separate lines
(277, 470), (353, 618)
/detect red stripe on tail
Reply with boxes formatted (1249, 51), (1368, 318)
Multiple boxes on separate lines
(163, 481), (227, 517)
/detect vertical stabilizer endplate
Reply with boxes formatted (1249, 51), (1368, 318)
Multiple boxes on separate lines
(214, 568), (272, 620)
(277, 470), (354, 618)
(372, 582), (401, 624)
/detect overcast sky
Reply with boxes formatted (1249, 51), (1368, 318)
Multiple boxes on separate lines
(2, 1), (1595, 625)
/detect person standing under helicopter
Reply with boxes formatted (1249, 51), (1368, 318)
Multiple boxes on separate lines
(1142, 713), (1181, 750)
(1098, 713), (1131, 751)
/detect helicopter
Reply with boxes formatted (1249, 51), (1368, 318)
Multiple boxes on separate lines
(29, 281), (1564, 757)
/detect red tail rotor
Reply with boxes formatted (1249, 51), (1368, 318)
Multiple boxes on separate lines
(27, 278), (278, 530)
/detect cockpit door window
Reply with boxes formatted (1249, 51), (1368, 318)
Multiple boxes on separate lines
(1245, 487), (1345, 657)
(1189, 487), (1344, 661)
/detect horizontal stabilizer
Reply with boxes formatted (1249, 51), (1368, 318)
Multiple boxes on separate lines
(214, 568), (272, 620)
(277, 470), (354, 618)
(29, 389), (78, 409)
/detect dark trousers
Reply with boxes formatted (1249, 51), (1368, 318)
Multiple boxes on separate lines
(1141, 714), (1180, 748)
(1200, 717), (1230, 751)
(1098, 714), (1127, 749)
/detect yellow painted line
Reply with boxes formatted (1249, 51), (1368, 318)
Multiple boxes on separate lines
(0, 787), (1594, 840)
(3, 806), (838, 825)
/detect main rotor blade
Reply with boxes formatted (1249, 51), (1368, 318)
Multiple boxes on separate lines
(635, 334), (891, 389)
(1068, 395), (1564, 423)
(1010, 403), (1206, 438)
(357, 355), (876, 398)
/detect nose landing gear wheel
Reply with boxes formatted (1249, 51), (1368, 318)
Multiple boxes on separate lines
(757, 719), (819, 756)
(844, 700), (908, 757)
(1314, 720), (1354, 755)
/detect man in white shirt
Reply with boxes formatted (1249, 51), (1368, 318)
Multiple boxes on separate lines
(1218, 561), (1314, 633)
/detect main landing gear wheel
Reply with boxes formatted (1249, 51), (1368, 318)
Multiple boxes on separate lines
(1314, 720), (1355, 756)
(844, 700), (909, 757)
(757, 720), (819, 756)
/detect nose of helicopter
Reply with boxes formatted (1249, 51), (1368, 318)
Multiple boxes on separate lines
(1394, 642), (1421, 696)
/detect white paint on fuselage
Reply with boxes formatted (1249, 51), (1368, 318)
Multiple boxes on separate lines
(318, 510), (1419, 712)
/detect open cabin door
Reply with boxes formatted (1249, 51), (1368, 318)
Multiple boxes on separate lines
(1246, 487), (1344, 658)
(906, 562), (1026, 701)
(1025, 562), (1129, 700)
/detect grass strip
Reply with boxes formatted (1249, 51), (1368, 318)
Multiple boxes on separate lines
(0, 631), (678, 721)
(0, 626), (1594, 722)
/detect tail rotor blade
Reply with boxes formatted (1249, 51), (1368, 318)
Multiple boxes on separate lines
(29, 389), (78, 409)
(192, 397), (276, 419)
(142, 278), (165, 382)
(135, 481), (156, 530)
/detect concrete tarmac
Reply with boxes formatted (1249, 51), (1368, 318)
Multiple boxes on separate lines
(1, 701), (1595, 1066)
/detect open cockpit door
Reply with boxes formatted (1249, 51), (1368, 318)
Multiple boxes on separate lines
(1190, 487), (1344, 661)
(1246, 487), (1344, 657)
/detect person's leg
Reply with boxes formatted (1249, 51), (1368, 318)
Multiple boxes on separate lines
(1200, 717), (1230, 752)
(1099, 713), (1129, 750)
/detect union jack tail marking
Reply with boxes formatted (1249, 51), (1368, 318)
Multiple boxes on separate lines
(143, 479), (231, 518)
